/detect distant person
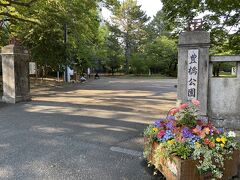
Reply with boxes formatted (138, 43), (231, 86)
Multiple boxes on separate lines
(80, 76), (86, 82)
(87, 68), (91, 78)
(94, 72), (100, 79)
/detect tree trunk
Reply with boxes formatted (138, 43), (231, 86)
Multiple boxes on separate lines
(111, 67), (114, 76)
(124, 32), (130, 74)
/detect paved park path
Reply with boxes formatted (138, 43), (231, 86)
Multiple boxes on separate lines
(0, 77), (177, 180)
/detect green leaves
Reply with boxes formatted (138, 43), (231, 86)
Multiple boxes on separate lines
(170, 142), (192, 160)
(144, 36), (177, 76)
(0, 0), (38, 23)
(11, 0), (102, 70)
(111, 0), (150, 73)
(161, 0), (240, 54)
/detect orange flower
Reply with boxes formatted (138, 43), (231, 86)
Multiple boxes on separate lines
(203, 127), (210, 135)
(204, 138), (210, 145)
(199, 131), (206, 138)
(209, 142), (216, 148)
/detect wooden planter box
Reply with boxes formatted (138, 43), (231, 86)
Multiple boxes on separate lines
(145, 142), (240, 180)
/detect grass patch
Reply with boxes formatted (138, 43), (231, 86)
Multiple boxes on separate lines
(213, 71), (237, 78)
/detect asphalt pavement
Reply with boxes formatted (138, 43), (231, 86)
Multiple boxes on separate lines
(0, 77), (177, 180)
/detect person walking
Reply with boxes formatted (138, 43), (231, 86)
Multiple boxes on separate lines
(87, 68), (91, 78)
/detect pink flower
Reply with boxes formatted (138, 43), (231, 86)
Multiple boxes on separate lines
(157, 130), (166, 139)
(180, 103), (188, 109)
(191, 99), (200, 106)
(169, 108), (179, 115)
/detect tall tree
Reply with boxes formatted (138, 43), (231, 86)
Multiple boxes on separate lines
(0, 0), (124, 80)
(12, 0), (105, 72)
(111, 0), (149, 74)
(145, 36), (177, 76)
(147, 10), (173, 40)
(91, 25), (123, 74)
(105, 28), (123, 75)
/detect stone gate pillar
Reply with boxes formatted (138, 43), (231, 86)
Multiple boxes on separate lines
(1, 44), (31, 103)
(177, 31), (210, 115)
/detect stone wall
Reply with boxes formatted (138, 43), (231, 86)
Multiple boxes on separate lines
(208, 56), (240, 128)
(177, 31), (240, 129)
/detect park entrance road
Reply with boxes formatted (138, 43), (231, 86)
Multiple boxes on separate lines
(0, 77), (176, 180)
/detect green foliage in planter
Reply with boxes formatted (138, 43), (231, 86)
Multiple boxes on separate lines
(192, 135), (239, 179)
(143, 125), (157, 158)
(175, 104), (198, 128)
(143, 99), (240, 179)
(169, 141), (192, 160)
(156, 140), (192, 160)
(193, 145), (224, 178)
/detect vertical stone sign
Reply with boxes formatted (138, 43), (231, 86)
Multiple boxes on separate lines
(187, 49), (199, 100)
(29, 62), (36, 75)
(178, 31), (210, 115)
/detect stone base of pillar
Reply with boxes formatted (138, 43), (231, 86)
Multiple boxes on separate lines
(2, 95), (31, 104)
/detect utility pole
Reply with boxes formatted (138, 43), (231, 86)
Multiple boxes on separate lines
(64, 23), (69, 82)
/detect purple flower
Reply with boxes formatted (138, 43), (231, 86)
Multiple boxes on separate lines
(154, 119), (164, 127)
(182, 127), (194, 138)
(210, 129), (214, 135)
(217, 128), (224, 134)
(195, 125), (202, 131)
(188, 135), (201, 146)
(198, 116), (208, 123)
(166, 121), (174, 130)
(166, 116), (175, 120)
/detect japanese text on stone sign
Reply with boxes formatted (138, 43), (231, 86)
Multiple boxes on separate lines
(187, 49), (199, 100)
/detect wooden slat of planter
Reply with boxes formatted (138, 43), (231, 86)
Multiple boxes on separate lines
(222, 150), (239, 180)
(145, 142), (240, 180)
(157, 156), (200, 180)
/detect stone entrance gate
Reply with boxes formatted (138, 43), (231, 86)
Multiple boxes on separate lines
(177, 31), (240, 128)
(0, 44), (30, 103)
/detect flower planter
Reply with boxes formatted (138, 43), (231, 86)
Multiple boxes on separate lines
(144, 100), (240, 179)
(146, 142), (240, 180)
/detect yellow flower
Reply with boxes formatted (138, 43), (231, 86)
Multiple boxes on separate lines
(220, 143), (225, 148)
(152, 128), (158, 132)
(216, 137), (221, 142)
(195, 142), (201, 148)
(167, 139), (174, 145)
(221, 137), (227, 144)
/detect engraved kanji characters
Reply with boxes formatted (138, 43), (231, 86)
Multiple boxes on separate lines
(187, 50), (199, 100)
(189, 53), (197, 64)
(188, 66), (198, 75)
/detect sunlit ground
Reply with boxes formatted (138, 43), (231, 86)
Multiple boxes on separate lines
(29, 79), (177, 125)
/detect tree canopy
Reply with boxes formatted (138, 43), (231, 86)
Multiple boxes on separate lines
(0, 0), (38, 23)
(110, 0), (150, 73)
(162, 0), (240, 54)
